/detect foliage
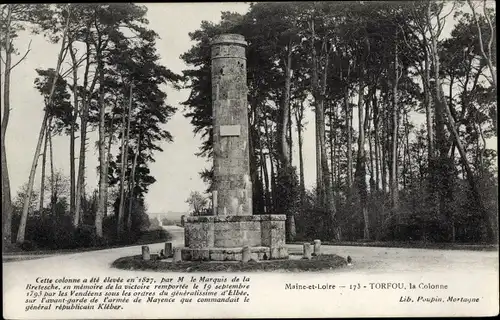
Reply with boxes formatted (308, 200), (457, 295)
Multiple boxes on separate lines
(149, 216), (160, 228)
(4, 2), (498, 249)
(275, 166), (300, 240)
(4, 3), (181, 248)
(185, 191), (209, 216)
(181, 2), (498, 244)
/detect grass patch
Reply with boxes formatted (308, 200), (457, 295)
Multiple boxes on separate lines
(290, 241), (499, 252)
(135, 228), (172, 245)
(2, 254), (60, 263)
(111, 254), (347, 272)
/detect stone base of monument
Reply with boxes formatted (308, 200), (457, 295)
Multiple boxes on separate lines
(181, 214), (288, 261)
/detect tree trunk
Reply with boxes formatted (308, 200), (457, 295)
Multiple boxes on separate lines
(74, 52), (89, 227)
(281, 43), (292, 167)
(297, 121), (305, 196)
(104, 99), (117, 217)
(315, 102), (324, 202)
(295, 100), (306, 198)
(17, 113), (49, 242)
(74, 37), (100, 227)
(263, 116), (275, 210)
(118, 84), (133, 239)
(1, 5), (13, 247)
(261, 152), (270, 213)
(258, 126), (270, 213)
(96, 65), (106, 237)
(249, 109), (265, 215)
(318, 51), (336, 232)
(127, 132), (141, 233)
(422, 37), (434, 160)
(74, 112), (87, 227)
(405, 111), (412, 186)
(355, 63), (369, 240)
(281, 43), (296, 239)
(381, 95), (388, 194)
(336, 131), (341, 200)
(428, 8), (450, 219)
(368, 125), (375, 192)
(39, 120), (51, 214)
(288, 96), (293, 165)
(17, 11), (71, 243)
(49, 129), (55, 215)
(367, 88), (375, 192)
(258, 164), (266, 213)
(440, 84), (494, 242)
(0, 122), (12, 247)
(373, 91), (380, 191)
(68, 43), (78, 218)
(310, 21), (325, 204)
(343, 65), (353, 191)
(117, 105), (127, 236)
(345, 93), (353, 193)
(391, 43), (400, 209)
(467, 0), (497, 91)
(329, 103), (335, 194)
(427, 2), (493, 242)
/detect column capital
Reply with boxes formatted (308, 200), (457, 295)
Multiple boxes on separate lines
(211, 34), (247, 47)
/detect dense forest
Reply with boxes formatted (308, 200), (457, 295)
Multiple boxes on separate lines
(1, 4), (180, 250)
(181, 1), (497, 244)
(1, 2), (497, 252)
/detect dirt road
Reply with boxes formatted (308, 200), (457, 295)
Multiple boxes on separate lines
(3, 226), (498, 318)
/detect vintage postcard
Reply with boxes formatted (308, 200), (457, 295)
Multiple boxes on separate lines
(2, 2), (498, 319)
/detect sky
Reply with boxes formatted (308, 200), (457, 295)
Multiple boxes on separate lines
(4, 2), (496, 215)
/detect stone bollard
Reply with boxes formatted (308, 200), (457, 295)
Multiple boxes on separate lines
(164, 242), (173, 258)
(241, 246), (251, 263)
(173, 248), (182, 262)
(142, 246), (150, 261)
(313, 239), (321, 256)
(303, 243), (312, 260)
(278, 246), (289, 259)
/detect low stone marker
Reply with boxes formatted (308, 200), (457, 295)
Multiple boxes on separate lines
(241, 246), (251, 263)
(313, 239), (321, 256)
(303, 243), (312, 260)
(164, 242), (173, 258)
(173, 248), (182, 262)
(142, 246), (150, 261)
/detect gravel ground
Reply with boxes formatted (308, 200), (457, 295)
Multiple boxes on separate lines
(3, 225), (498, 274)
(3, 225), (498, 318)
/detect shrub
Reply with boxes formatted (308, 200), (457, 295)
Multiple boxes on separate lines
(136, 228), (171, 244)
(19, 240), (36, 251)
(275, 166), (300, 241)
(71, 225), (98, 249)
(103, 214), (118, 241)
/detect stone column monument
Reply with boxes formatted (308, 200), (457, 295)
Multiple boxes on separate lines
(211, 34), (252, 217)
(181, 34), (288, 261)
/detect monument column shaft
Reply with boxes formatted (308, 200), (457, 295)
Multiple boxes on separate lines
(211, 34), (252, 216)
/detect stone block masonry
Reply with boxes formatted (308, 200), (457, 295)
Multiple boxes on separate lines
(211, 34), (252, 217)
(182, 215), (287, 261)
(180, 34), (288, 262)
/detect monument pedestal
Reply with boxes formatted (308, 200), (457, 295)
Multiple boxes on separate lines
(181, 215), (288, 261)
